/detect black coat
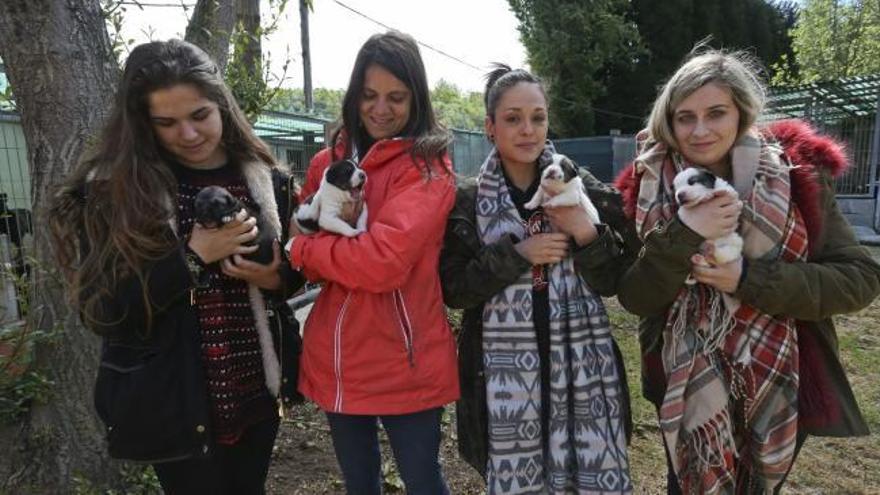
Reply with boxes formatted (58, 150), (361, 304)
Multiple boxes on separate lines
(439, 168), (636, 476)
(89, 165), (304, 463)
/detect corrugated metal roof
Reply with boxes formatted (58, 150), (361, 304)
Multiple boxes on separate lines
(764, 73), (880, 123)
(253, 110), (329, 140)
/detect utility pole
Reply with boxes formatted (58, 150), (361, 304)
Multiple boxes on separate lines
(301, 0), (314, 112)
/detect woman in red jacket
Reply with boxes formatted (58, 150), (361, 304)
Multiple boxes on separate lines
(287, 31), (457, 494)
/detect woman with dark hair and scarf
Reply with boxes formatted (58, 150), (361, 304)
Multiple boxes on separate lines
(50, 39), (303, 493)
(440, 65), (635, 494)
(614, 48), (880, 494)
(288, 31), (458, 494)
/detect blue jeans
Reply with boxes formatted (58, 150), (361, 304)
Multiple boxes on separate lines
(326, 407), (450, 495)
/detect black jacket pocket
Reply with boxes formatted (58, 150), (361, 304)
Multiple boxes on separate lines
(94, 317), (212, 463)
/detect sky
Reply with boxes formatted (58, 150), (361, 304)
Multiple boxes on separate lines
(119, 0), (529, 93)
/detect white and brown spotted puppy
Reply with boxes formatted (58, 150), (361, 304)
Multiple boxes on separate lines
(294, 159), (368, 237)
(673, 167), (743, 267)
(524, 154), (601, 224)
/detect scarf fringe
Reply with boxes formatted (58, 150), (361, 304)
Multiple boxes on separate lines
(678, 408), (738, 495)
(669, 288), (736, 365)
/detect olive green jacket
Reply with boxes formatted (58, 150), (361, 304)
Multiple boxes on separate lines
(440, 168), (637, 475)
(615, 124), (880, 437)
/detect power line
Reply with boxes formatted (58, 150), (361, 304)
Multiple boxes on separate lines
(115, 0), (644, 122)
(330, 0), (483, 72)
(117, 1), (194, 7)
(329, 1), (642, 120)
(554, 95), (644, 121)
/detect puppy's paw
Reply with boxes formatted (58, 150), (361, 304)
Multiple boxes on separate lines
(713, 233), (744, 264)
(337, 226), (361, 237)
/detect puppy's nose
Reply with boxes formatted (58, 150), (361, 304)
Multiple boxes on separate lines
(676, 191), (686, 204)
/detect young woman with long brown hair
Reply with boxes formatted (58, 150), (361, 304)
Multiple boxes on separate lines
(50, 39), (302, 494)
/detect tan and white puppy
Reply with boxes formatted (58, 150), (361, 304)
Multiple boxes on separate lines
(523, 154), (600, 224)
(294, 159), (368, 237)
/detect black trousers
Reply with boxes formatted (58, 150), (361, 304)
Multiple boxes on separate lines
(153, 417), (280, 495)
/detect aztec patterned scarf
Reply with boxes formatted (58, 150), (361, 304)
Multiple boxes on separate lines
(634, 130), (805, 494)
(476, 146), (631, 494)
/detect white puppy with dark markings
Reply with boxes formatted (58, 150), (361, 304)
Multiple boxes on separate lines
(673, 167), (743, 269)
(294, 159), (368, 237)
(523, 154), (601, 224)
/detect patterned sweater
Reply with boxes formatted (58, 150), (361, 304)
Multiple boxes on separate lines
(173, 161), (276, 445)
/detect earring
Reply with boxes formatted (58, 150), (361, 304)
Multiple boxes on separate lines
(488, 134), (495, 143)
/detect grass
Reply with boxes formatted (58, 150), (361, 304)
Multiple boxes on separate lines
(605, 246), (880, 494)
(267, 246), (880, 494)
(781, 245), (880, 493)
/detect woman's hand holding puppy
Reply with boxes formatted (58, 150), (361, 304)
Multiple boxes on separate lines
(545, 206), (598, 246)
(188, 209), (259, 263)
(515, 232), (570, 265)
(221, 240), (283, 290)
(691, 252), (743, 293)
(677, 190), (743, 239)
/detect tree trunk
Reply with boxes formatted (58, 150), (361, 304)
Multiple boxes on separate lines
(185, 0), (237, 72)
(236, 0), (262, 77)
(0, 0), (119, 492)
(300, 0), (313, 112)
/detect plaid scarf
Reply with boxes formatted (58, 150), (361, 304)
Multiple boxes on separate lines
(634, 131), (805, 494)
(477, 146), (631, 494)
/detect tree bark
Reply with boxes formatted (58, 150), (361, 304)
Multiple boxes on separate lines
(0, 0), (119, 492)
(301, 0), (313, 112)
(236, 0), (262, 78)
(185, 0), (237, 72)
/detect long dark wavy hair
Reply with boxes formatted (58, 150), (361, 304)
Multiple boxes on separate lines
(49, 39), (276, 334)
(333, 31), (451, 174)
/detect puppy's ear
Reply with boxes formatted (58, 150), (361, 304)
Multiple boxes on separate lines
(325, 160), (355, 189)
(688, 170), (717, 189)
(561, 157), (578, 182)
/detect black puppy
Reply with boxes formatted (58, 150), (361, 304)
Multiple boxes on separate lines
(193, 186), (274, 264)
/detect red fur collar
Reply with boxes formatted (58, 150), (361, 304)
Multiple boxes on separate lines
(614, 120), (849, 251)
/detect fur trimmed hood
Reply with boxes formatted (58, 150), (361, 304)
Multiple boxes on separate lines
(614, 120), (849, 251)
(238, 160), (283, 398)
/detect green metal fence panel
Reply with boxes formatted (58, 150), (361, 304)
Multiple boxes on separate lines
(450, 129), (492, 178)
(0, 115), (30, 209)
(765, 74), (880, 197)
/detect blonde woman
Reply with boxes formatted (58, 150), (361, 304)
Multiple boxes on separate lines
(615, 49), (880, 493)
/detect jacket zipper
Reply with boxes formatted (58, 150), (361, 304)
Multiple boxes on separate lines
(393, 289), (415, 367)
(333, 293), (352, 411)
(350, 137), (405, 169)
